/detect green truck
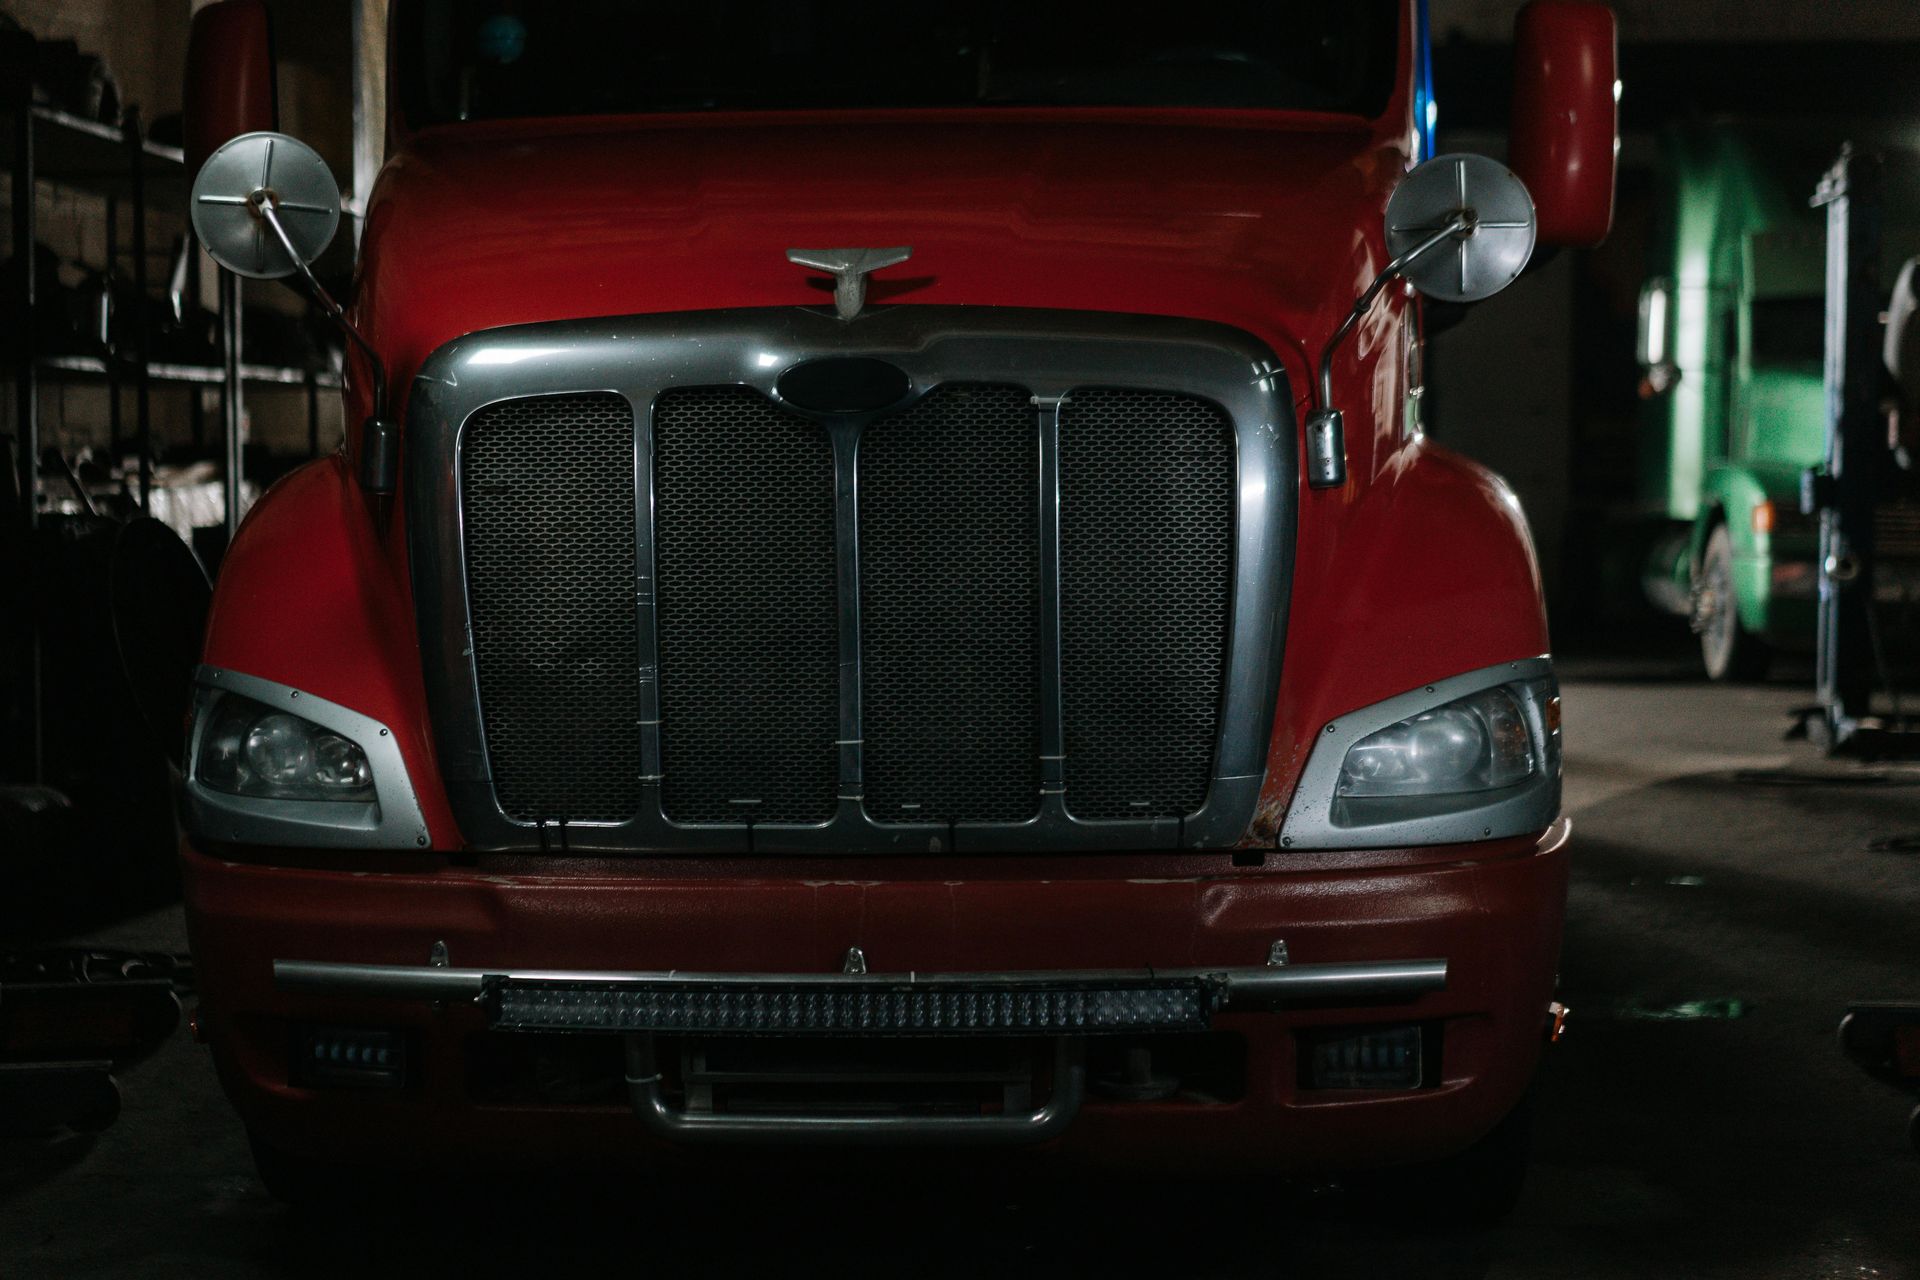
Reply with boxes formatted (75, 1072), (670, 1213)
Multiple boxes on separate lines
(1640, 123), (1920, 680)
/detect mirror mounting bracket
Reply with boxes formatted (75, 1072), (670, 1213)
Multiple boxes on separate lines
(254, 194), (397, 495)
(1307, 212), (1470, 490)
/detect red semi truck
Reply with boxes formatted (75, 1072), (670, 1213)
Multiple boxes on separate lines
(175, 1), (1615, 1212)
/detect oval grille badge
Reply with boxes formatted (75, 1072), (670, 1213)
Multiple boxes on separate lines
(776, 357), (911, 415)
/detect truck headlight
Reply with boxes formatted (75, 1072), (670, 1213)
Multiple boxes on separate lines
(1278, 657), (1562, 849)
(197, 694), (375, 801)
(182, 667), (428, 849)
(1338, 687), (1535, 798)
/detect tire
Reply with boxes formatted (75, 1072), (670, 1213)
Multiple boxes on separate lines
(1354, 1093), (1535, 1228)
(1695, 523), (1773, 682)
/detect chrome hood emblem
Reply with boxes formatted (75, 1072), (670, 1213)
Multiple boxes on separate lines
(787, 245), (913, 320)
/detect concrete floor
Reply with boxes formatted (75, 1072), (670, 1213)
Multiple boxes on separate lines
(4, 660), (1918, 1277)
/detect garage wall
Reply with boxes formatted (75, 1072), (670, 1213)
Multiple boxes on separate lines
(4, 0), (189, 122)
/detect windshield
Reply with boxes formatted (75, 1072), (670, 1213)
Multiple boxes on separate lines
(397, 1), (1401, 126)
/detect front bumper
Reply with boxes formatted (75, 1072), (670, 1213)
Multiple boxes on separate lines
(182, 819), (1569, 1175)
(276, 954), (1446, 1146)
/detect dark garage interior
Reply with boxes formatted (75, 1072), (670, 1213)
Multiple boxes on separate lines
(3, 1), (1920, 1276)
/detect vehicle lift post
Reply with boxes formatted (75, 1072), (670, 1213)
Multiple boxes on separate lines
(1807, 147), (1907, 751)
(1814, 150), (1920, 1150)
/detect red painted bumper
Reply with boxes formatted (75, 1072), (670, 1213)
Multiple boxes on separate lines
(181, 820), (1569, 1176)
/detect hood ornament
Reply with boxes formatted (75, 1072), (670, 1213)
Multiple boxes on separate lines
(787, 246), (912, 320)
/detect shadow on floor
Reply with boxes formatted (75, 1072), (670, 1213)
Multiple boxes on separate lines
(245, 1173), (1504, 1280)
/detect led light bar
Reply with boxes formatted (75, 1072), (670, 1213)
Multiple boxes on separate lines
(491, 979), (1212, 1037)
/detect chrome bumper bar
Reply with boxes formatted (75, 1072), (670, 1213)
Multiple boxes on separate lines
(274, 957), (1446, 1021)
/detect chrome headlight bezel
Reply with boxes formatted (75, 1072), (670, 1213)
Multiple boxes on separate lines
(182, 666), (429, 849)
(1278, 656), (1561, 850)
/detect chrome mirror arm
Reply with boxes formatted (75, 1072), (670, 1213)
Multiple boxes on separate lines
(253, 194), (388, 421)
(1316, 211), (1471, 413)
(255, 195), (399, 495)
(1304, 210), (1471, 491)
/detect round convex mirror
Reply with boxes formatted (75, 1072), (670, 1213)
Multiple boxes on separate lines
(1386, 154), (1537, 305)
(189, 132), (341, 280)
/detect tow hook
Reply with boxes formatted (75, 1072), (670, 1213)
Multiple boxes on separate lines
(1546, 1001), (1571, 1044)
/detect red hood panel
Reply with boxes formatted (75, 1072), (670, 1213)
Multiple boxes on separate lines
(358, 114), (1406, 395)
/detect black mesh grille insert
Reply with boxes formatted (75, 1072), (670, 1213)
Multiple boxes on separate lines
(860, 384), (1039, 824)
(653, 388), (839, 824)
(1059, 389), (1234, 820)
(462, 392), (643, 823)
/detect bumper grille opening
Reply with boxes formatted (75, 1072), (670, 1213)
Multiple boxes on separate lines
(462, 392), (645, 824)
(653, 387), (840, 825)
(1087, 1032), (1246, 1104)
(1059, 389), (1235, 820)
(860, 384), (1041, 824)
(464, 1031), (625, 1106)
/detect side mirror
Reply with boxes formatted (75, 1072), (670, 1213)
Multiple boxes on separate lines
(1303, 155), (1538, 489)
(190, 133), (340, 280)
(1509, 0), (1618, 248)
(190, 132), (397, 495)
(183, 0), (276, 175)
(1386, 154), (1537, 306)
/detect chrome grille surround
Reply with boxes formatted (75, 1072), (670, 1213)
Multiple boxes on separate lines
(407, 307), (1295, 853)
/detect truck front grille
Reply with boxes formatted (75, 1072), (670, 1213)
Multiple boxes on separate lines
(417, 307), (1293, 852)
(460, 383), (1233, 834)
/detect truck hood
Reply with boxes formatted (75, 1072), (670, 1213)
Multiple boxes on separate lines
(359, 113), (1408, 398)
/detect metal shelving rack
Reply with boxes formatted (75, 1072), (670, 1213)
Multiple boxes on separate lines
(4, 92), (340, 785)
(4, 102), (343, 525)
